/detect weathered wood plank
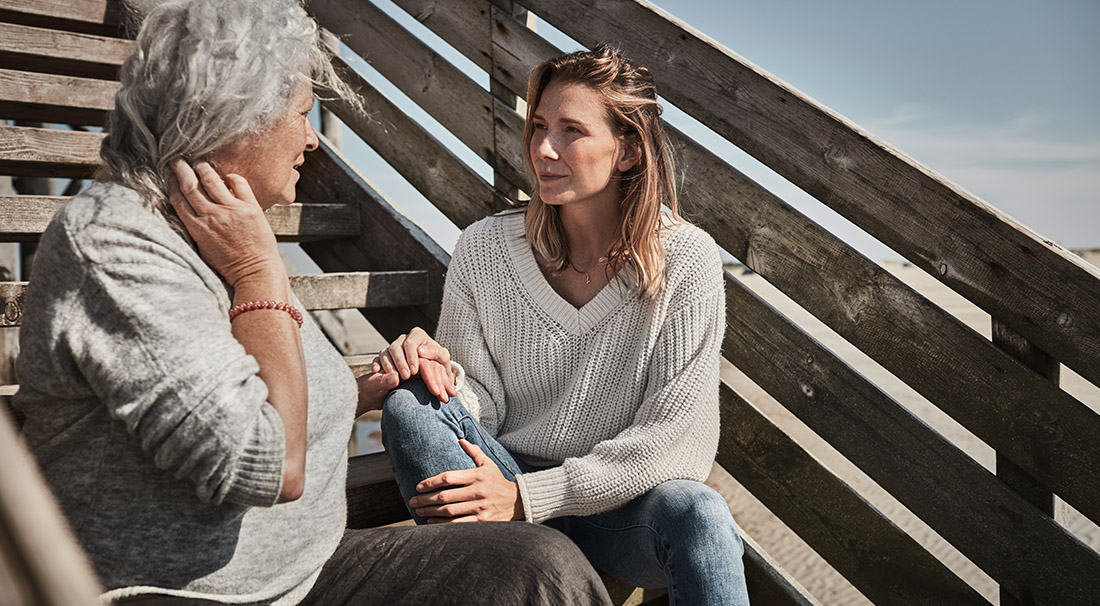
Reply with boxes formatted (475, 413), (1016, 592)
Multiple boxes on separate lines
(0, 22), (132, 80)
(517, 0), (1100, 389)
(717, 382), (988, 605)
(741, 533), (820, 606)
(0, 68), (118, 126)
(0, 0), (125, 37)
(392, 0), (492, 73)
(384, 0), (1100, 524)
(722, 272), (1100, 604)
(345, 453), (410, 529)
(298, 137), (449, 340)
(0, 196), (360, 242)
(0, 125), (101, 178)
(1, 271), (428, 328)
(309, 0), (528, 192)
(324, 58), (510, 229)
(289, 271), (429, 310)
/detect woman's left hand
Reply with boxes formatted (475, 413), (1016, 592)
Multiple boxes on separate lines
(410, 440), (523, 523)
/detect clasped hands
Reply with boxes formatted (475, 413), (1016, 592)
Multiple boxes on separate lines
(361, 328), (523, 523)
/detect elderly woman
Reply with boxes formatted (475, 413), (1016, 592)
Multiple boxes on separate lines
(13, 1), (611, 604)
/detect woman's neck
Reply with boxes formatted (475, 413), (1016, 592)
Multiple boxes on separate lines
(558, 196), (622, 267)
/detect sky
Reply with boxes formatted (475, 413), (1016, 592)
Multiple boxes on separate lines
(316, 0), (1100, 263)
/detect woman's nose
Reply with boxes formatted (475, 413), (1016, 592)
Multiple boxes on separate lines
(304, 119), (319, 152)
(534, 133), (558, 160)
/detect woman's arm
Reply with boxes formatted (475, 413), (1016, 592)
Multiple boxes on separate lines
(170, 160), (307, 502)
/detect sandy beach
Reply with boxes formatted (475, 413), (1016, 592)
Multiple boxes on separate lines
(344, 252), (1100, 604)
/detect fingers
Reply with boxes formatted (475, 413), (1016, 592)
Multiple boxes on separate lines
(224, 173), (260, 207)
(168, 158), (200, 217)
(425, 515), (478, 524)
(409, 485), (478, 510)
(416, 468), (476, 493)
(192, 161), (235, 206)
(459, 439), (492, 467)
(382, 334), (412, 380)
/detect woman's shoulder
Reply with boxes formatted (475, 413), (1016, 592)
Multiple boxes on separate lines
(661, 219), (722, 270)
(455, 208), (525, 254)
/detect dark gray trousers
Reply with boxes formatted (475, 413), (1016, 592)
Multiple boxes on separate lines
(117, 523), (612, 606)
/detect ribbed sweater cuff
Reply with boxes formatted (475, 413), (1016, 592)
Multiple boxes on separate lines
(224, 407), (286, 507)
(516, 465), (572, 524)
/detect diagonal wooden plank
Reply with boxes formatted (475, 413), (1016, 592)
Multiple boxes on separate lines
(289, 271), (429, 310)
(0, 0), (126, 37)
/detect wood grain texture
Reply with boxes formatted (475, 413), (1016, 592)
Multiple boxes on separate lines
(309, 0), (528, 191)
(323, 58), (510, 229)
(0, 196), (361, 242)
(0, 68), (118, 126)
(722, 272), (1100, 604)
(516, 0), (1100, 389)
(289, 271), (429, 310)
(298, 137), (449, 340)
(741, 533), (821, 606)
(717, 383), (989, 605)
(0, 22), (132, 80)
(0, 125), (101, 178)
(372, 0), (1100, 525)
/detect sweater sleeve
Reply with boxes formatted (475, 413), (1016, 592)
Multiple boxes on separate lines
(49, 215), (286, 507)
(435, 229), (507, 435)
(515, 239), (725, 523)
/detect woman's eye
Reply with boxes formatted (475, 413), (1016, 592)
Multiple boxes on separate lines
(533, 122), (547, 130)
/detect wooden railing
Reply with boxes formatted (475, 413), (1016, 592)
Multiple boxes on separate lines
(0, 0), (1097, 604)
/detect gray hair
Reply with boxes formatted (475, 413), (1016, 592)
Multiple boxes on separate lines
(98, 0), (358, 233)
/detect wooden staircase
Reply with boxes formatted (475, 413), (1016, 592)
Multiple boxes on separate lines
(2, 0), (1099, 605)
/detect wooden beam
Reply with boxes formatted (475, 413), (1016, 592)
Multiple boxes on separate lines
(0, 196), (361, 242)
(516, 0), (1100, 389)
(298, 137), (450, 340)
(0, 125), (101, 178)
(0, 0), (126, 37)
(386, 0), (1100, 525)
(0, 22), (132, 80)
(722, 271), (1100, 604)
(289, 271), (429, 310)
(716, 382), (988, 605)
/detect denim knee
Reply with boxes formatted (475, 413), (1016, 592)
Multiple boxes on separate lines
(647, 481), (742, 548)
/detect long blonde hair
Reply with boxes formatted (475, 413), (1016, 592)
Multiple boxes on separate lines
(522, 45), (680, 298)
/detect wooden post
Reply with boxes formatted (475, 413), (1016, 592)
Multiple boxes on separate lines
(992, 318), (1063, 606)
(489, 1), (533, 202)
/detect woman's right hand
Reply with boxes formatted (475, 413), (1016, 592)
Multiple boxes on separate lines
(374, 327), (458, 402)
(168, 159), (284, 288)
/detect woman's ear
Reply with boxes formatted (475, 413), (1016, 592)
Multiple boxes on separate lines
(617, 135), (642, 173)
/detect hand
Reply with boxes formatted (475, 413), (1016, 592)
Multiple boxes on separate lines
(168, 159), (284, 288)
(373, 327), (458, 402)
(409, 440), (523, 523)
(356, 370), (400, 416)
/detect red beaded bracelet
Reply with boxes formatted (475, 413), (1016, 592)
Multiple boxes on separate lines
(228, 300), (304, 328)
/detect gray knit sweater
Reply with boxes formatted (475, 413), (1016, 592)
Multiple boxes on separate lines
(440, 211), (724, 524)
(15, 182), (357, 604)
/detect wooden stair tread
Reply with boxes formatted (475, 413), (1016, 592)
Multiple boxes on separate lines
(0, 21), (133, 80)
(0, 0), (126, 38)
(0, 124), (102, 178)
(0, 67), (119, 126)
(0, 271), (429, 327)
(0, 196), (362, 242)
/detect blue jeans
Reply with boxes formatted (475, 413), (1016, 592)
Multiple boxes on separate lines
(381, 380), (750, 606)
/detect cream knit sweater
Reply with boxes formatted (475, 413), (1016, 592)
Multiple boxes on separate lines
(439, 210), (724, 524)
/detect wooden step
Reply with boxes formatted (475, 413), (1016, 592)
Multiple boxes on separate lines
(0, 125), (101, 178)
(1, 271), (429, 328)
(0, 22), (133, 80)
(0, 68), (119, 126)
(0, 196), (361, 242)
(0, 0), (126, 38)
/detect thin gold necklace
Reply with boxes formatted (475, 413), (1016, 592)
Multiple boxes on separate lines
(568, 256), (608, 285)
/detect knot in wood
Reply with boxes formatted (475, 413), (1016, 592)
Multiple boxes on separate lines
(3, 300), (20, 324)
(799, 381), (814, 398)
(1057, 312), (1074, 329)
(804, 355), (814, 365)
(823, 146), (853, 170)
(938, 263), (948, 277)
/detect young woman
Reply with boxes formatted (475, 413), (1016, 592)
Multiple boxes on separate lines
(378, 46), (750, 605)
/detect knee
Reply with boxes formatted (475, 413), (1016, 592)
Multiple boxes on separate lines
(381, 379), (444, 436)
(649, 481), (740, 541)
(500, 524), (610, 603)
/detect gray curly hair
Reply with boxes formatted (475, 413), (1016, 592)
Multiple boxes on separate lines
(98, 0), (357, 234)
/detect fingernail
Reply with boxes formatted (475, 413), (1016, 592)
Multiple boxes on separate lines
(416, 483), (425, 491)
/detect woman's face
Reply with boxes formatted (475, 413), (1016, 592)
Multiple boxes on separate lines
(529, 80), (638, 209)
(214, 82), (319, 210)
